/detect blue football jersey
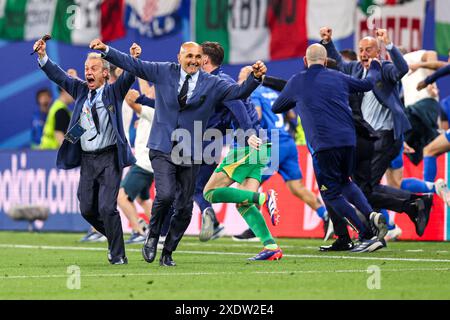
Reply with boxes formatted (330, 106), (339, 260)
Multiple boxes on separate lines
(251, 86), (291, 142)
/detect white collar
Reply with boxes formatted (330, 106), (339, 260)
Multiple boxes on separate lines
(180, 68), (199, 82)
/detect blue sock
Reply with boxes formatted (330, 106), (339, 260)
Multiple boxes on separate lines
(424, 156), (437, 182)
(380, 209), (395, 230)
(316, 206), (327, 219)
(401, 178), (435, 193)
(193, 191), (212, 214)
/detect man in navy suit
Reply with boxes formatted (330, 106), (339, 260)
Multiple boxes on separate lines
(33, 38), (137, 264)
(89, 39), (266, 266)
(320, 27), (432, 238)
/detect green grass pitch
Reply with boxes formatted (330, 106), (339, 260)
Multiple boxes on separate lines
(0, 231), (450, 300)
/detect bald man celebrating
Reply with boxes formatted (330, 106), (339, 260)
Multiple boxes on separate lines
(272, 44), (388, 253)
(320, 28), (432, 238)
(89, 39), (266, 266)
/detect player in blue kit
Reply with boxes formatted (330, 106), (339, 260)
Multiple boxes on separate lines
(233, 67), (329, 241)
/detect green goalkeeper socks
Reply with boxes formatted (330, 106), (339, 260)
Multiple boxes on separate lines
(204, 188), (266, 206)
(237, 204), (276, 247)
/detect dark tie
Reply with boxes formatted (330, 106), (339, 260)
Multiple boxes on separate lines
(89, 90), (100, 134)
(178, 74), (191, 109)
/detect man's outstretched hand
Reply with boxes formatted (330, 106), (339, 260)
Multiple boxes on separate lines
(89, 39), (107, 52)
(33, 39), (46, 59)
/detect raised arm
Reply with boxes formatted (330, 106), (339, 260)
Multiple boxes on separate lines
(410, 61), (447, 72)
(262, 75), (287, 92)
(34, 39), (85, 98)
(218, 61), (266, 102)
(417, 64), (450, 91)
(319, 27), (355, 75)
(125, 89), (155, 122)
(90, 39), (164, 83)
(376, 29), (408, 82)
(425, 64), (450, 85)
(272, 76), (297, 114)
(111, 43), (144, 99)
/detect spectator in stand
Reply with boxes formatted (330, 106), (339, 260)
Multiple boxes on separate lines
(31, 88), (52, 149)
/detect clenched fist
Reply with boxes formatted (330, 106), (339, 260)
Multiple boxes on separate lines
(89, 38), (107, 52)
(33, 39), (46, 59)
(320, 27), (333, 43)
(252, 60), (267, 79)
(67, 68), (78, 78)
(376, 28), (391, 45)
(125, 89), (140, 106)
(130, 43), (142, 58)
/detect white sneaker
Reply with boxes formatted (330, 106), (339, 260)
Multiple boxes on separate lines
(435, 179), (450, 207)
(369, 212), (388, 241)
(384, 225), (402, 241)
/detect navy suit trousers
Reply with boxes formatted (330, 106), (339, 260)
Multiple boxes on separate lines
(149, 149), (200, 253)
(77, 147), (125, 262)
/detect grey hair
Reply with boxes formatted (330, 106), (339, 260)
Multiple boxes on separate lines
(306, 44), (327, 65)
(86, 52), (110, 71)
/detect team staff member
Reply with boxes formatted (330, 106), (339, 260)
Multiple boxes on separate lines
(33, 38), (137, 265)
(272, 44), (387, 253)
(89, 39), (266, 266)
(320, 27), (432, 238)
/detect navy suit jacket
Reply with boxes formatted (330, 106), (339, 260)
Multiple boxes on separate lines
(322, 40), (411, 140)
(272, 63), (380, 153)
(102, 47), (262, 161)
(40, 58), (136, 170)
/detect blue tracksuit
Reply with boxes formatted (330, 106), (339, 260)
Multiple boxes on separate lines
(271, 62), (381, 238)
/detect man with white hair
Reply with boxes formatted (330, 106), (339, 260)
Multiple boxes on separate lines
(272, 43), (387, 253)
(33, 38), (138, 264)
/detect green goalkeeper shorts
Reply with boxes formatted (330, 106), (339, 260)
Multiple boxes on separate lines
(215, 143), (271, 184)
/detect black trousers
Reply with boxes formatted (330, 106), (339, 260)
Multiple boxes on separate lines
(148, 149), (200, 253)
(77, 147), (125, 262)
(354, 130), (413, 212)
(331, 131), (415, 238)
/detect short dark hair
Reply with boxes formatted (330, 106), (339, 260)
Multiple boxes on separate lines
(36, 88), (52, 103)
(201, 41), (224, 66)
(340, 49), (358, 61)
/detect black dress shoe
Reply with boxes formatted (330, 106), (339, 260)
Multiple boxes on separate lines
(142, 237), (158, 263)
(159, 254), (176, 267)
(416, 194), (433, 237)
(111, 256), (128, 265)
(319, 238), (354, 252)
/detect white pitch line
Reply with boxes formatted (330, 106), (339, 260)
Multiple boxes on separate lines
(2, 244), (450, 263)
(1, 267), (449, 281)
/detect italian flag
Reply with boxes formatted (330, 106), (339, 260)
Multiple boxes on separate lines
(0, 0), (125, 45)
(435, 0), (450, 56)
(191, 0), (356, 64)
(359, 0), (414, 15)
